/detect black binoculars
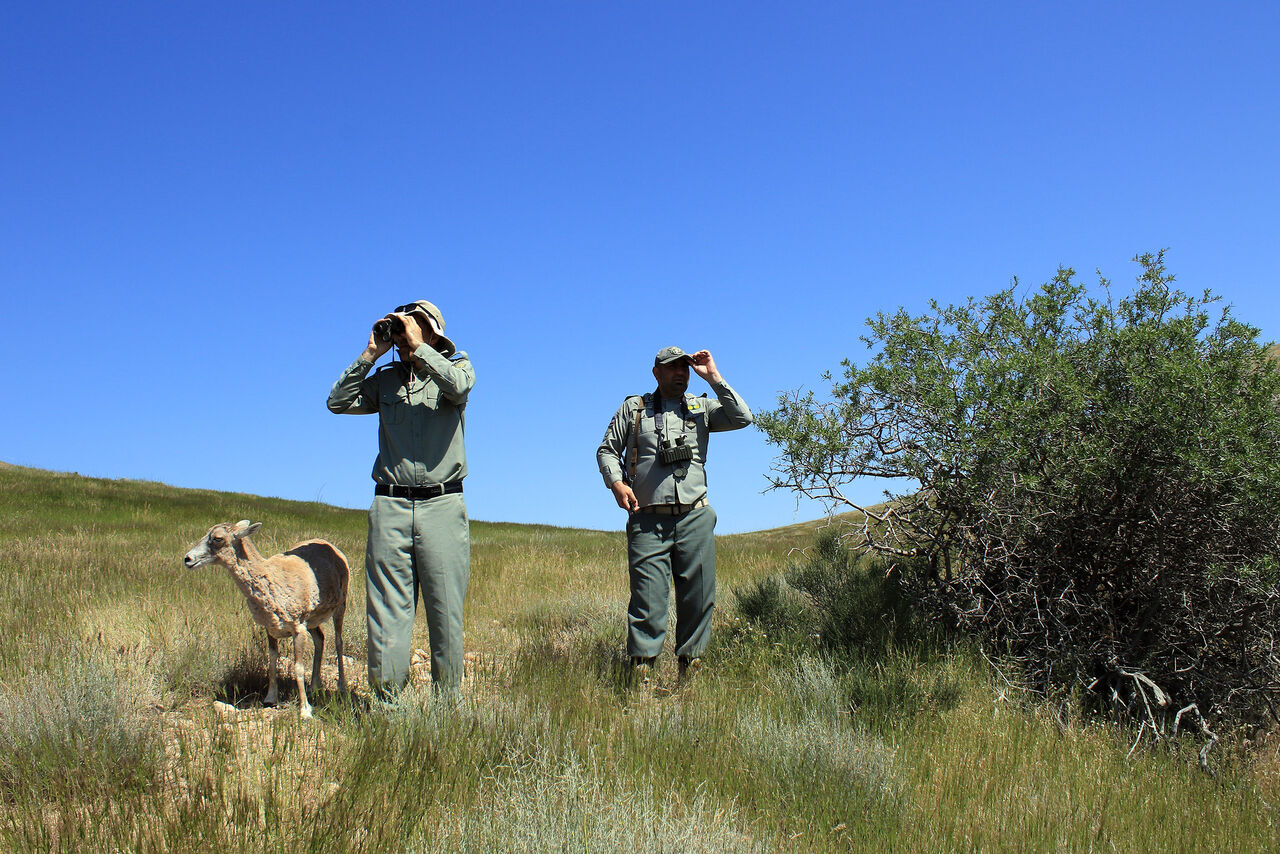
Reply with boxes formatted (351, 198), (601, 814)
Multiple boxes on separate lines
(658, 436), (694, 466)
(373, 315), (405, 342)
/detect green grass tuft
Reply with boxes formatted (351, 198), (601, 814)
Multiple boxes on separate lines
(0, 651), (159, 802)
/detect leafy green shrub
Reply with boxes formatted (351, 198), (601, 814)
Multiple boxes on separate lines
(786, 530), (928, 654)
(732, 574), (812, 642)
(733, 529), (932, 657)
(760, 252), (1280, 730)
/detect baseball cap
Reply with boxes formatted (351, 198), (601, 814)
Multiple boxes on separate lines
(654, 346), (693, 365)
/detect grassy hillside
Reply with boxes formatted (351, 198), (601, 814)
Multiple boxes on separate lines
(0, 463), (1276, 852)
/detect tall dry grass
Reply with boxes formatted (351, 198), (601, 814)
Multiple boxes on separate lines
(0, 462), (1276, 852)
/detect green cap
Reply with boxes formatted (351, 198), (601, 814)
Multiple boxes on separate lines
(654, 346), (692, 365)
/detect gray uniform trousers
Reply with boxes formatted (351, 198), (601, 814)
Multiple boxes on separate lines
(366, 492), (470, 693)
(625, 503), (717, 659)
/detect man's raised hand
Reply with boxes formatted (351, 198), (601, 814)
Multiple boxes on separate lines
(689, 350), (723, 384)
(364, 323), (394, 362)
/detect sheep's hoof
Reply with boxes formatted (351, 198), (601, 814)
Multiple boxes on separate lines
(299, 706), (314, 719)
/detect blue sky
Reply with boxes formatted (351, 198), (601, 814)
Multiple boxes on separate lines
(2, 2), (1278, 533)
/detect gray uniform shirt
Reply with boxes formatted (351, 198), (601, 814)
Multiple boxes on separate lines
(597, 380), (753, 507)
(328, 345), (475, 486)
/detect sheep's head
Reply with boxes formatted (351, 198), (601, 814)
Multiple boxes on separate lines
(183, 520), (262, 569)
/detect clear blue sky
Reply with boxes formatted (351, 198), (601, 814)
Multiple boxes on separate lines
(3, 2), (1277, 533)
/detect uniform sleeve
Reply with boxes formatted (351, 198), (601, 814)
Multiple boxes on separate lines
(327, 357), (380, 415)
(704, 379), (754, 432)
(596, 400), (635, 487)
(414, 346), (475, 404)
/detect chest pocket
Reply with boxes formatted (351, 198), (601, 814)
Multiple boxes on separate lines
(672, 399), (707, 435)
(636, 409), (659, 438)
(635, 401), (673, 443)
(383, 381), (445, 415)
(637, 400), (705, 445)
(379, 387), (410, 424)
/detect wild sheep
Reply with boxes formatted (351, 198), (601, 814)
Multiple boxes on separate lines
(183, 520), (348, 718)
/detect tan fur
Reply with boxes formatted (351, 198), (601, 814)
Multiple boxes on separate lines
(184, 520), (349, 718)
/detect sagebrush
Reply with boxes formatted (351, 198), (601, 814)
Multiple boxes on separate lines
(759, 252), (1280, 730)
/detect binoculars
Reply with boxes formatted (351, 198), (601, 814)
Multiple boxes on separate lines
(658, 436), (694, 466)
(372, 315), (405, 342)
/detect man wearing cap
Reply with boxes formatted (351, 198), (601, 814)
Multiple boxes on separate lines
(596, 346), (753, 684)
(327, 300), (474, 697)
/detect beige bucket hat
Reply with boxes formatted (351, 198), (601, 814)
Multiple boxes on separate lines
(395, 300), (456, 356)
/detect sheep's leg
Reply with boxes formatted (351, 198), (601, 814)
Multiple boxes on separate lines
(264, 634), (280, 707)
(309, 625), (324, 690)
(293, 628), (313, 718)
(333, 611), (347, 693)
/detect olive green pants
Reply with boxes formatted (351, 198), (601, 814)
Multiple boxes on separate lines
(366, 493), (470, 695)
(625, 504), (717, 660)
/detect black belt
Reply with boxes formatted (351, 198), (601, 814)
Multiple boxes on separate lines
(375, 481), (464, 501)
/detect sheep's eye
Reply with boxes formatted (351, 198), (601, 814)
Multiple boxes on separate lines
(211, 536), (226, 547)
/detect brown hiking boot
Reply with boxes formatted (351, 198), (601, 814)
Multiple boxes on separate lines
(677, 656), (701, 683)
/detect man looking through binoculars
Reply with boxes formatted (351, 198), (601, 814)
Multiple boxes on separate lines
(327, 300), (474, 697)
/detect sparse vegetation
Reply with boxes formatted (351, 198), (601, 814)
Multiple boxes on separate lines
(0, 462), (1277, 851)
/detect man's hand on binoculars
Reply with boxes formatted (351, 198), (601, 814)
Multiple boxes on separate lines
(392, 313), (441, 353)
(363, 326), (393, 363)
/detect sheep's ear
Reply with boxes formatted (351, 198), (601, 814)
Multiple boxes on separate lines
(233, 520), (262, 538)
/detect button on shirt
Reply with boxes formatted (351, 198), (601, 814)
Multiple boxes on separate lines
(328, 345), (475, 486)
(597, 381), (753, 508)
